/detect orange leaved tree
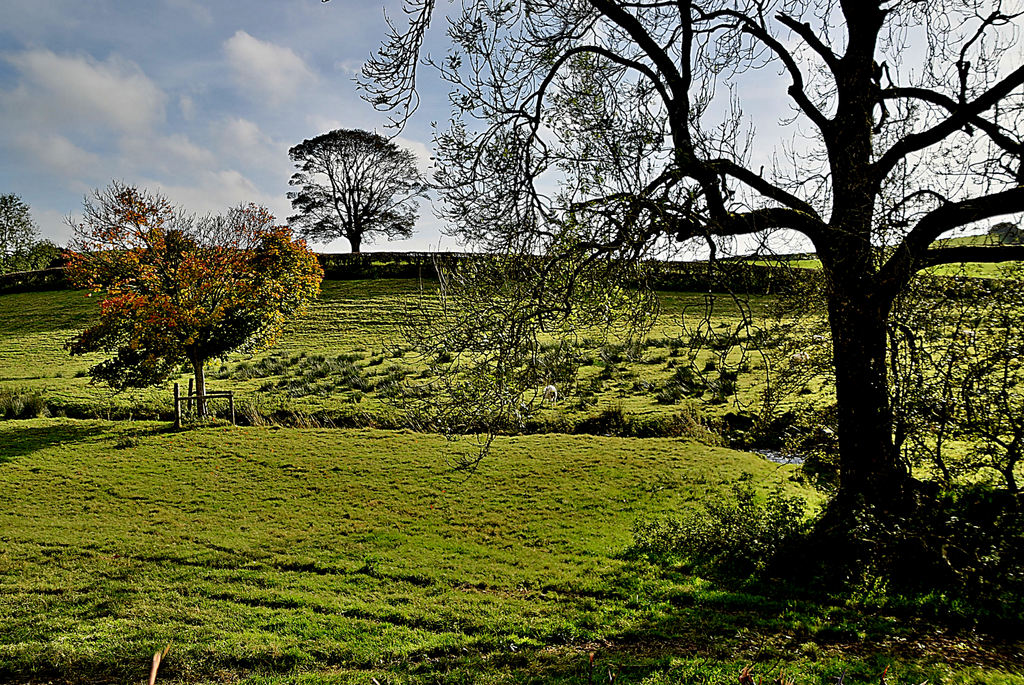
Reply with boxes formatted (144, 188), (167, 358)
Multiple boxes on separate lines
(66, 182), (323, 418)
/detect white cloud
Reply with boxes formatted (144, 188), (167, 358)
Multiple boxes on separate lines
(33, 207), (76, 247)
(147, 169), (289, 219)
(220, 117), (273, 156)
(223, 30), (316, 105)
(334, 59), (363, 75)
(179, 94), (196, 121)
(394, 135), (434, 175)
(119, 133), (217, 175)
(3, 50), (166, 134)
(304, 116), (344, 136)
(15, 133), (103, 179)
(214, 117), (290, 174)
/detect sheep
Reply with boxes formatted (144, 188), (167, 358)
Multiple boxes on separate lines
(542, 384), (559, 403)
(789, 351), (811, 364)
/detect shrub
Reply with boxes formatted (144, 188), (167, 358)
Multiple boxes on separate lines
(630, 476), (810, 579)
(598, 344), (624, 364)
(237, 396), (274, 427)
(835, 484), (1024, 615)
(0, 388), (49, 420)
(114, 434), (141, 449)
(654, 384), (684, 405)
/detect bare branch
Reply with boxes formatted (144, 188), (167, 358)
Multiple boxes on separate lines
(775, 13), (840, 72)
(874, 64), (1024, 178)
(705, 9), (831, 132)
(358, 0), (435, 131)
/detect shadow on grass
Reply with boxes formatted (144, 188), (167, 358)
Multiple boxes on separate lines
(578, 560), (1024, 683)
(0, 421), (114, 464)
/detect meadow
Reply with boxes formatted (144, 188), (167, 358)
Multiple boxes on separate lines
(4, 420), (1021, 684)
(0, 279), (1022, 683)
(0, 280), (797, 432)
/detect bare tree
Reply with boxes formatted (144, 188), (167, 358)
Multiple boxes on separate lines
(361, 1), (1024, 513)
(288, 129), (429, 253)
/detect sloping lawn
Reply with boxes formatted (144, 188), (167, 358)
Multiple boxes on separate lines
(1, 419), (1020, 684)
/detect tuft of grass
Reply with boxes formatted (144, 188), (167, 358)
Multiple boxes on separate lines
(0, 387), (48, 419)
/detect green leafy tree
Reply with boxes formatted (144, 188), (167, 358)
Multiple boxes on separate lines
(361, 0), (1024, 515)
(66, 183), (323, 417)
(288, 129), (429, 253)
(0, 194), (43, 274)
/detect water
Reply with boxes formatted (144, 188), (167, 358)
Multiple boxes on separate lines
(752, 449), (804, 465)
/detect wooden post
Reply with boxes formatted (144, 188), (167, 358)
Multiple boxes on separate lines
(173, 383), (181, 430)
(229, 392), (235, 426)
(187, 377), (194, 413)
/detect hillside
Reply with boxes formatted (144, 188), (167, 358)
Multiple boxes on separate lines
(0, 280), (800, 432)
(4, 419), (1019, 684)
(0, 279), (1021, 683)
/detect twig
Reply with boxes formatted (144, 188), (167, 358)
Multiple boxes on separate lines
(147, 643), (171, 685)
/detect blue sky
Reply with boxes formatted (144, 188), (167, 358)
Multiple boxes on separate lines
(0, 0), (454, 252)
(6, 2), (1006, 258)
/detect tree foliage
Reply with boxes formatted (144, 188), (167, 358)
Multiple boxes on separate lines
(362, 0), (1024, 510)
(0, 194), (54, 274)
(288, 129), (429, 253)
(396, 251), (656, 467)
(66, 183), (323, 415)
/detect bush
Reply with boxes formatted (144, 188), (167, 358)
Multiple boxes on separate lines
(654, 384), (684, 405)
(630, 476), (810, 579)
(0, 388), (49, 420)
(835, 484), (1024, 614)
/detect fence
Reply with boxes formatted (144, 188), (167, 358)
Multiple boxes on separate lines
(173, 382), (235, 429)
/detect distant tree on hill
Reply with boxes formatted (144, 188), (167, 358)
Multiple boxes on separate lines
(66, 182), (323, 417)
(287, 128), (429, 253)
(0, 194), (55, 274)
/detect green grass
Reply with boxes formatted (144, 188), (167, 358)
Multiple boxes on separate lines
(1, 280), (1023, 682)
(2, 419), (1020, 684)
(748, 235), (1018, 279)
(0, 281), (793, 430)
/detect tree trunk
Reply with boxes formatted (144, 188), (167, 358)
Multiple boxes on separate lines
(828, 291), (910, 512)
(349, 232), (362, 253)
(192, 357), (207, 419)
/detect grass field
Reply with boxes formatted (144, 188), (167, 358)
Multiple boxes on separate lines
(750, 235), (1017, 278)
(0, 281), (790, 430)
(1, 281), (1023, 683)
(3, 419), (1021, 684)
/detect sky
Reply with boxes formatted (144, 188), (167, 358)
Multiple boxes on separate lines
(4, 2), (1012, 257)
(0, 0), (455, 252)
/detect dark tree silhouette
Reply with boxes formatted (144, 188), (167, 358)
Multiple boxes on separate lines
(287, 129), (429, 253)
(360, 1), (1024, 514)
